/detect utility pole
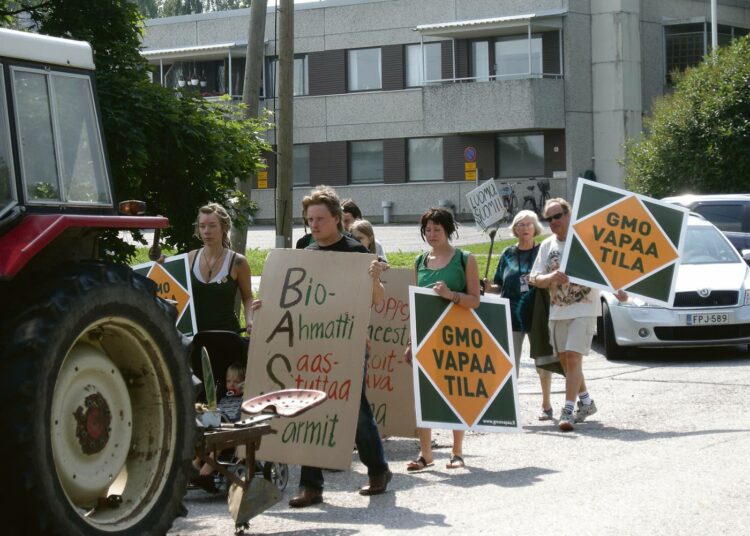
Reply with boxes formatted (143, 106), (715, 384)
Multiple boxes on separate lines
(275, 0), (294, 248)
(231, 0), (267, 255)
(711, 0), (718, 51)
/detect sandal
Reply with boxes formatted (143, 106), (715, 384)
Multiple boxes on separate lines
(446, 454), (465, 469)
(538, 407), (554, 421)
(406, 456), (434, 472)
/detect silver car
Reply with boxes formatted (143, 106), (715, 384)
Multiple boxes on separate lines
(599, 215), (750, 359)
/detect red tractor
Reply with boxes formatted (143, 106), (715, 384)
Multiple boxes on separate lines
(0, 29), (194, 535)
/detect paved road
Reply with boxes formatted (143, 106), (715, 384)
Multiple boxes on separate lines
(169, 342), (750, 536)
(242, 222), (532, 253)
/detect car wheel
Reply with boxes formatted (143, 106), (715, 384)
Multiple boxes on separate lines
(602, 302), (627, 360)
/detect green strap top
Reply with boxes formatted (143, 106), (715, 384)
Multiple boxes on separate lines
(191, 249), (241, 332)
(416, 248), (468, 292)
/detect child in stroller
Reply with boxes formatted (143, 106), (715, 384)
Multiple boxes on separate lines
(190, 331), (289, 494)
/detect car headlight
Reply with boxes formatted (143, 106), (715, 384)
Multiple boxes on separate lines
(620, 296), (655, 308)
(745, 289), (750, 305)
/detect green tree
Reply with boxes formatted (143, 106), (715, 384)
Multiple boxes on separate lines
(136, 0), (158, 18)
(625, 35), (750, 197)
(159, 0), (203, 17)
(2, 0), (269, 254)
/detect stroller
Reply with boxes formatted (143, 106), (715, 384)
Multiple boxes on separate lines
(190, 330), (289, 494)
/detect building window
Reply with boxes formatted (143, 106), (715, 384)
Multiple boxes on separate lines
(408, 138), (443, 182)
(293, 145), (310, 186)
(664, 24), (705, 83)
(350, 140), (383, 183)
(495, 35), (542, 77)
(265, 55), (309, 97)
(405, 43), (442, 86)
(347, 48), (382, 91)
(471, 41), (490, 82)
(497, 134), (544, 178)
(665, 23), (749, 83)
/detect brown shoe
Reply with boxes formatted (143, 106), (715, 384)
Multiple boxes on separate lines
(288, 487), (323, 508)
(358, 469), (392, 496)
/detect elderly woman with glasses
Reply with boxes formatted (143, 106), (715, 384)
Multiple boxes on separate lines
(485, 209), (554, 421)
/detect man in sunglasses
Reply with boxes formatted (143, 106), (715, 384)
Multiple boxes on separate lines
(529, 198), (626, 431)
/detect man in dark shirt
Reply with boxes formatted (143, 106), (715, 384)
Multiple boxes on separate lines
(288, 185), (392, 508)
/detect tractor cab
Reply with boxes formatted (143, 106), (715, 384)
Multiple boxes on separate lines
(0, 27), (166, 280)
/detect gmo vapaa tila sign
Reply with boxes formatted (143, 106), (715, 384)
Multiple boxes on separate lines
(132, 253), (197, 336)
(560, 179), (688, 306)
(409, 287), (521, 432)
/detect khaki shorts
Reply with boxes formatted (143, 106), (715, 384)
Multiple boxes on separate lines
(549, 317), (597, 356)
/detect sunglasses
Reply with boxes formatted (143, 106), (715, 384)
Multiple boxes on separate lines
(543, 210), (568, 223)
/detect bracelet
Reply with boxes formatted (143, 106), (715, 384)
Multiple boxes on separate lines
(452, 292), (460, 304)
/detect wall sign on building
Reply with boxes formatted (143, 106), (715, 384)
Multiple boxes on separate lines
(409, 287), (521, 433)
(560, 179), (688, 307)
(464, 146), (478, 181)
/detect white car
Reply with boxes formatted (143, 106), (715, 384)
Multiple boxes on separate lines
(599, 214), (750, 359)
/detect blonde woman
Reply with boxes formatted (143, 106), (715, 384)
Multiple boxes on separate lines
(188, 203), (254, 334)
(485, 210), (553, 420)
(350, 219), (387, 261)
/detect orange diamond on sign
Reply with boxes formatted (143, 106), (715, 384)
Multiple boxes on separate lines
(415, 305), (512, 427)
(147, 263), (189, 319)
(574, 196), (679, 290)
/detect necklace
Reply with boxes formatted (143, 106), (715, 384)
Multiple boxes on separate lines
(203, 247), (225, 279)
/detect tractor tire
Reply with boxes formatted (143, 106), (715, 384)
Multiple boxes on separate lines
(0, 262), (195, 536)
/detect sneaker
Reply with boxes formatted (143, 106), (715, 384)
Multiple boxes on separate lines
(538, 407), (554, 421)
(559, 409), (575, 431)
(575, 400), (598, 423)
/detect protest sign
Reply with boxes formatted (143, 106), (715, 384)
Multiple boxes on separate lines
(132, 254), (197, 336)
(246, 249), (375, 470)
(367, 268), (417, 438)
(466, 179), (506, 230)
(560, 179), (688, 306)
(409, 287), (521, 432)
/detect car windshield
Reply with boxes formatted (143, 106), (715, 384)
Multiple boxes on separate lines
(682, 225), (740, 265)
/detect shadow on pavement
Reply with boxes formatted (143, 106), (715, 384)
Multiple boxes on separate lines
(263, 492), (450, 530)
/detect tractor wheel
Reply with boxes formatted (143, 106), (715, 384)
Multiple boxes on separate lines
(0, 263), (195, 536)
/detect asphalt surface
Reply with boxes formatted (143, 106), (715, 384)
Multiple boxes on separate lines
(241, 222), (515, 253)
(169, 341), (750, 536)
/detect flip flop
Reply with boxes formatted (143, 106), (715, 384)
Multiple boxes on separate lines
(446, 454), (465, 469)
(406, 456), (434, 472)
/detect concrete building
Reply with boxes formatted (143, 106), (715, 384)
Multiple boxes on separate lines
(141, 0), (750, 224)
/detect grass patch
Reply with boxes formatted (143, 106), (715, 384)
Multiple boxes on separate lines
(133, 234), (548, 279)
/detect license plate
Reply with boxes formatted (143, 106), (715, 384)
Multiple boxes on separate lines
(685, 313), (730, 326)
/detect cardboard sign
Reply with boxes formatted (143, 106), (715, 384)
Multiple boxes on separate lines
(366, 268), (417, 438)
(409, 287), (521, 432)
(132, 254), (197, 336)
(246, 249), (375, 470)
(560, 179), (688, 306)
(466, 178), (506, 230)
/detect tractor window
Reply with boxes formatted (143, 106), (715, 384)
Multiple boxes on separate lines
(0, 67), (17, 217)
(52, 75), (110, 204)
(11, 67), (111, 206)
(12, 69), (62, 203)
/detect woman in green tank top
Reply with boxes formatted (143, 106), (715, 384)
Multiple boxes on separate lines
(405, 207), (481, 472)
(188, 203), (255, 334)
